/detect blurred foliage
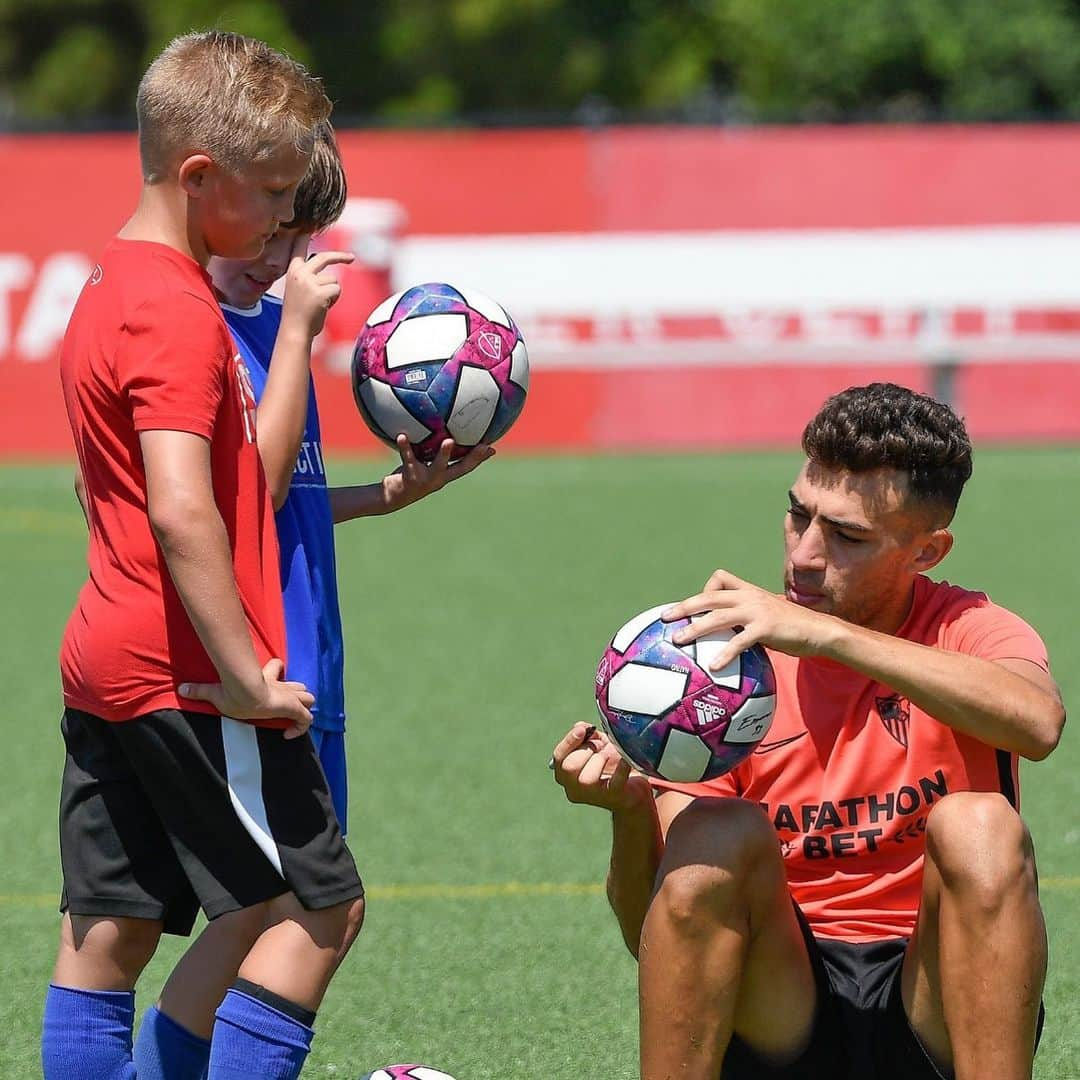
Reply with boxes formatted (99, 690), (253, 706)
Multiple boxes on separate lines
(4, 0), (1080, 125)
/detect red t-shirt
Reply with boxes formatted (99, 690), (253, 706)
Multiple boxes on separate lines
(653, 575), (1050, 942)
(59, 238), (288, 726)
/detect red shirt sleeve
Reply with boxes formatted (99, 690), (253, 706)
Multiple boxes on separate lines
(115, 290), (232, 438)
(940, 599), (1050, 673)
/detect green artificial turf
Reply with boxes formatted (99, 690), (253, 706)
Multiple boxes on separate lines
(1, 449), (1076, 1077)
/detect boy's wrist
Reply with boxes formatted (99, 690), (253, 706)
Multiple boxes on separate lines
(220, 665), (266, 706)
(381, 474), (408, 513)
(275, 315), (316, 349)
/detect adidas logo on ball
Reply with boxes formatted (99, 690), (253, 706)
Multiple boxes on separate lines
(693, 700), (727, 728)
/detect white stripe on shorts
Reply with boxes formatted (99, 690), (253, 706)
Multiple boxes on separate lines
(221, 716), (284, 877)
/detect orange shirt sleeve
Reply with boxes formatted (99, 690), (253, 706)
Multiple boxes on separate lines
(649, 766), (743, 799)
(939, 597), (1050, 673)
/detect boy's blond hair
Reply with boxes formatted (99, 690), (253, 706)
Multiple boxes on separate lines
(137, 30), (331, 184)
(285, 121), (347, 234)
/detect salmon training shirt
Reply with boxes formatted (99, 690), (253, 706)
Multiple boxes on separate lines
(654, 575), (1050, 942)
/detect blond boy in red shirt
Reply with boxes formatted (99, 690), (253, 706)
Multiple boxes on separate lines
(45, 31), (363, 1079)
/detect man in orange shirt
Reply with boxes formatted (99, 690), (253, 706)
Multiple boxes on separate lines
(553, 383), (1064, 1080)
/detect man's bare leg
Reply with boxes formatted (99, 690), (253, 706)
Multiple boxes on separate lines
(638, 799), (817, 1080)
(902, 791), (1046, 1080)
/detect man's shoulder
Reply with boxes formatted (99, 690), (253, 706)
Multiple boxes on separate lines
(916, 575), (992, 615)
(914, 575), (1045, 658)
(913, 574), (1035, 627)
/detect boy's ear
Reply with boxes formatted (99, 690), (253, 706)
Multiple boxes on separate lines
(178, 154), (215, 198)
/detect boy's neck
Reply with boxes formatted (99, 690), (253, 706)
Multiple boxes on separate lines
(118, 184), (208, 267)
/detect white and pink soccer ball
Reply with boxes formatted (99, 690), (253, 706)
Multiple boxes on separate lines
(351, 282), (528, 462)
(595, 604), (778, 783)
(358, 1067), (456, 1080)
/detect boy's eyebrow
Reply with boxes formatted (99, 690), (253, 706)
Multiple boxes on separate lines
(787, 490), (873, 533)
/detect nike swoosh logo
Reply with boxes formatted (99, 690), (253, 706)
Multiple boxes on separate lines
(753, 732), (808, 755)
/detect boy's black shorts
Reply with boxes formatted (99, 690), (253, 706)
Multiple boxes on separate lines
(58, 707), (363, 935)
(722, 905), (1044, 1080)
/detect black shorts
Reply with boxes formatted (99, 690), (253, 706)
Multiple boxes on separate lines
(58, 707), (364, 936)
(721, 906), (1044, 1080)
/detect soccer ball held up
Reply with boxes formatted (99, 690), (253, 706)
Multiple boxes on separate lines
(351, 282), (529, 462)
(595, 604), (777, 783)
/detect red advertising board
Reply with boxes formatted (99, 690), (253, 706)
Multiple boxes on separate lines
(2, 126), (1079, 457)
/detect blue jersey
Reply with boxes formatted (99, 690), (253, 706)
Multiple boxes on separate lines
(222, 296), (346, 732)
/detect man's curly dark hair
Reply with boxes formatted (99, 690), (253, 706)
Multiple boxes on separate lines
(802, 383), (973, 522)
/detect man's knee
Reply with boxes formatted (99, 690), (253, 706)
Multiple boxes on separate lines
(925, 792), (1036, 906)
(655, 799), (782, 929)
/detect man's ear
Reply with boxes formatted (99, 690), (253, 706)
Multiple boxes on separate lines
(912, 528), (953, 573)
(178, 154), (214, 198)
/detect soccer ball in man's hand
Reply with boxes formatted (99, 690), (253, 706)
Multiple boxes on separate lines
(358, 1067), (457, 1080)
(351, 282), (529, 462)
(594, 604), (777, 783)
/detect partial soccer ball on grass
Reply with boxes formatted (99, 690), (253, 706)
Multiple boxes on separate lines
(594, 604), (777, 783)
(351, 282), (529, 462)
(358, 1067), (457, 1080)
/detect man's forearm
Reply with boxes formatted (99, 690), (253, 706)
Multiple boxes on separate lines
(607, 795), (665, 958)
(823, 622), (1063, 759)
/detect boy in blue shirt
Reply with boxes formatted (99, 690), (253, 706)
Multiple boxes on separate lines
(132, 123), (493, 1078)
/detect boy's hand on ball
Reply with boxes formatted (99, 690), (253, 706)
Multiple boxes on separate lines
(280, 232), (354, 338)
(552, 722), (651, 813)
(383, 436), (495, 511)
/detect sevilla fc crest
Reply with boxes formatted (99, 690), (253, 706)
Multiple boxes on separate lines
(875, 693), (910, 748)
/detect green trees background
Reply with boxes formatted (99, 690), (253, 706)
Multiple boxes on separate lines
(5, 0), (1080, 125)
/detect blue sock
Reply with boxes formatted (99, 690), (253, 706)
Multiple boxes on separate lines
(42, 984), (137, 1079)
(207, 987), (314, 1079)
(134, 1004), (212, 1080)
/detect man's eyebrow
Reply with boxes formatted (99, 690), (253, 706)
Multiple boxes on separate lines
(787, 490), (874, 533)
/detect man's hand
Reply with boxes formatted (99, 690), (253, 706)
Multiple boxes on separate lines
(382, 435), (494, 512)
(179, 657), (315, 739)
(279, 232), (354, 339)
(551, 721), (652, 813)
(662, 568), (841, 669)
